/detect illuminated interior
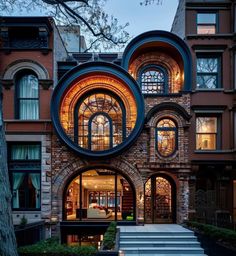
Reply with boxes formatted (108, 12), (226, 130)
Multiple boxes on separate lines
(156, 119), (177, 157)
(128, 50), (184, 94)
(59, 75), (137, 151)
(65, 169), (134, 221)
(196, 117), (217, 150)
(145, 176), (172, 223)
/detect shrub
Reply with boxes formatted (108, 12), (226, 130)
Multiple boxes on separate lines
(185, 221), (236, 245)
(18, 237), (97, 256)
(102, 222), (117, 250)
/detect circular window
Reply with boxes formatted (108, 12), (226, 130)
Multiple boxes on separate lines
(51, 62), (144, 158)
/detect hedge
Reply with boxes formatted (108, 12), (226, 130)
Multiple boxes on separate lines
(185, 221), (236, 245)
(18, 237), (97, 256)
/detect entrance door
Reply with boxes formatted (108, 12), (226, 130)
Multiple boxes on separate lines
(145, 175), (175, 223)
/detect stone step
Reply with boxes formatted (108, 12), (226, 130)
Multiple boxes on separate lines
(118, 247), (205, 254)
(120, 231), (194, 236)
(120, 235), (198, 242)
(120, 241), (201, 248)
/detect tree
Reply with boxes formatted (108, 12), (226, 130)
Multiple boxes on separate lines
(1, 0), (132, 51)
(0, 87), (18, 256)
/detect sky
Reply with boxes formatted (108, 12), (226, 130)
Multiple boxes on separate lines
(104, 0), (179, 37)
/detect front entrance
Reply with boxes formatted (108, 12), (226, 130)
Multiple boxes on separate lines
(145, 175), (176, 223)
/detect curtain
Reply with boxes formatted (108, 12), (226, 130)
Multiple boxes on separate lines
(13, 173), (25, 208)
(19, 74), (39, 119)
(11, 144), (40, 160)
(30, 173), (41, 208)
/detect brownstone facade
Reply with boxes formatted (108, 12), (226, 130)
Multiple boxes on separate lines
(1, 0), (236, 238)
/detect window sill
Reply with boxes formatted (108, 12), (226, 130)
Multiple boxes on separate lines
(194, 150), (233, 154)
(194, 88), (223, 92)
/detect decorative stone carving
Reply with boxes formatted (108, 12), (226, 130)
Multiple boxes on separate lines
(39, 79), (53, 90)
(1, 79), (14, 90)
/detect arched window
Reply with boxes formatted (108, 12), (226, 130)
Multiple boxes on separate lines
(156, 119), (177, 157)
(74, 91), (126, 151)
(16, 71), (39, 120)
(140, 65), (167, 94)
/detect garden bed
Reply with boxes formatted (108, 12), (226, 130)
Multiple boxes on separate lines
(185, 221), (236, 256)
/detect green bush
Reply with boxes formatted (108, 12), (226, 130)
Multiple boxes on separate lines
(18, 237), (97, 256)
(102, 222), (117, 250)
(185, 221), (236, 245)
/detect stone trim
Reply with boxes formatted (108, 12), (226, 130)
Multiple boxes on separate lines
(3, 59), (49, 80)
(1, 79), (13, 90)
(39, 79), (53, 90)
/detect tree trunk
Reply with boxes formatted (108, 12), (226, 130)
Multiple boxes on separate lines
(0, 86), (18, 255)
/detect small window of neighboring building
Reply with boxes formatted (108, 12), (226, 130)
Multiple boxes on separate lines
(8, 143), (41, 210)
(196, 56), (221, 89)
(156, 119), (177, 157)
(196, 117), (220, 150)
(197, 13), (217, 34)
(140, 65), (168, 94)
(15, 71), (39, 120)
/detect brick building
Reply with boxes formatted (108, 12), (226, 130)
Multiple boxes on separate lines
(0, 0), (236, 242)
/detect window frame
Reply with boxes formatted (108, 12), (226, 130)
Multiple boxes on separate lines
(15, 70), (40, 120)
(139, 64), (168, 95)
(155, 118), (178, 157)
(196, 54), (221, 90)
(197, 12), (218, 35)
(74, 88), (126, 152)
(195, 115), (221, 151)
(8, 142), (41, 211)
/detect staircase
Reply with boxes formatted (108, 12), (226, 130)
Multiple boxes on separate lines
(119, 224), (206, 256)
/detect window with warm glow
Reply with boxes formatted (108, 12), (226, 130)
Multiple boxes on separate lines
(196, 56), (220, 89)
(196, 117), (218, 150)
(140, 66), (167, 94)
(197, 13), (217, 34)
(156, 119), (177, 157)
(75, 92), (125, 151)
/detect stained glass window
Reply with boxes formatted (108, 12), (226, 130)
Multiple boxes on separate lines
(155, 177), (172, 220)
(156, 119), (177, 157)
(141, 67), (166, 94)
(76, 93), (125, 151)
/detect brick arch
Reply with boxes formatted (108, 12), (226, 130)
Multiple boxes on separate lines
(129, 52), (182, 93)
(51, 158), (144, 221)
(3, 59), (49, 80)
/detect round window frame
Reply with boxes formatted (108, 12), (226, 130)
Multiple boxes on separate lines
(51, 61), (145, 158)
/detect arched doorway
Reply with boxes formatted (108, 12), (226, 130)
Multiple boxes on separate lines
(63, 168), (136, 222)
(145, 174), (176, 223)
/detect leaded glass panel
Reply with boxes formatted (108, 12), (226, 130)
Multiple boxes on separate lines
(141, 68), (166, 94)
(77, 93), (124, 151)
(156, 119), (177, 157)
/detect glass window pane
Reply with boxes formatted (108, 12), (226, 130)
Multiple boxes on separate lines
(19, 74), (39, 98)
(196, 117), (217, 133)
(11, 144), (41, 160)
(19, 99), (39, 120)
(196, 134), (216, 150)
(197, 75), (217, 89)
(77, 93), (123, 151)
(141, 68), (166, 94)
(197, 13), (216, 24)
(197, 25), (216, 34)
(157, 130), (176, 156)
(197, 58), (218, 73)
